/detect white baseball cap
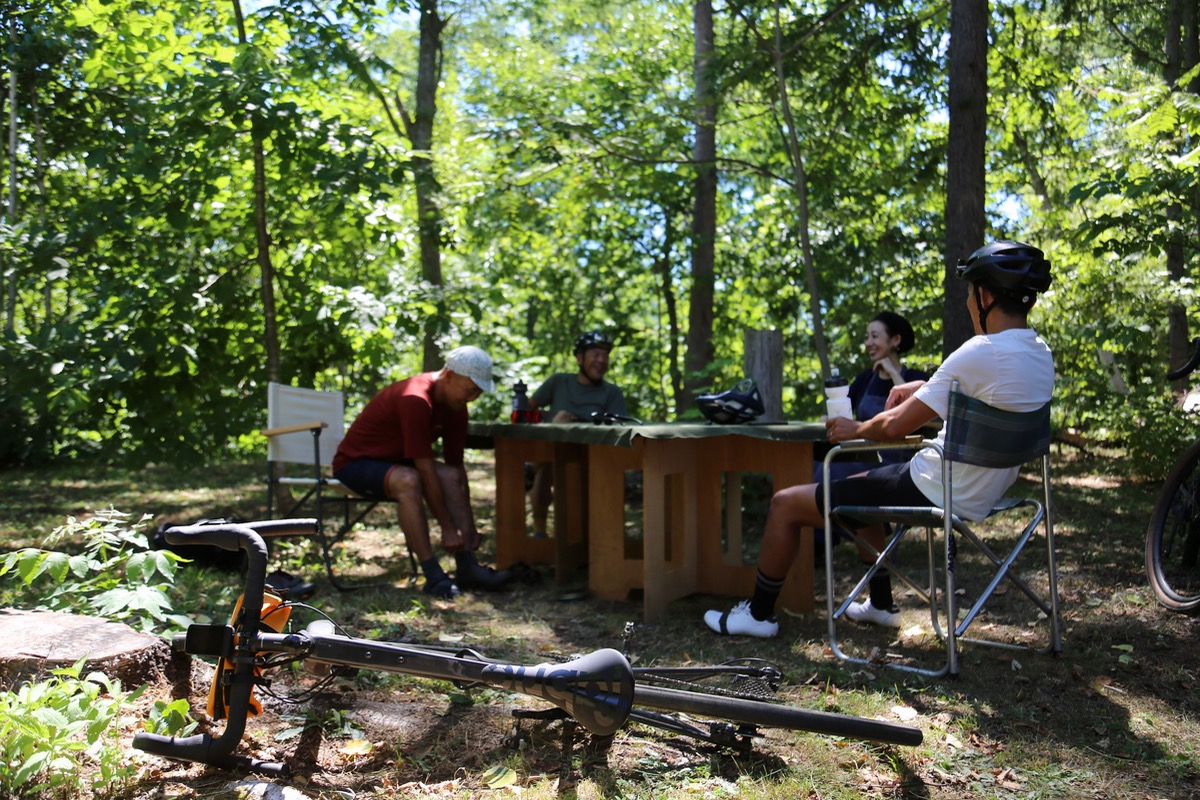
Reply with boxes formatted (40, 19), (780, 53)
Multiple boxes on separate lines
(443, 345), (495, 393)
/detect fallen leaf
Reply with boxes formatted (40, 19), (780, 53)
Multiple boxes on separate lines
(340, 739), (374, 757)
(482, 765), (519, 788)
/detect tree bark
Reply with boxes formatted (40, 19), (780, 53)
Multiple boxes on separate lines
(943, 0), (988, 357)
(1165, 0), (1196, 380)
(654, 226), (684, 413)
(4, 16), (17, 334)
(231, 0), (281, 385)
(684, 0), (716, 407)
(413, 0), (446, 372)
(772, 0), (830, 379)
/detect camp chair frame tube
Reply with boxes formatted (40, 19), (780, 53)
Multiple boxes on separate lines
(823, 386), (1061, 679)
(824, 438), (958, 678)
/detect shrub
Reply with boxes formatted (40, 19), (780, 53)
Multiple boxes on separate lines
(0, 509), (191, 633)
(0, 659), (144, 798)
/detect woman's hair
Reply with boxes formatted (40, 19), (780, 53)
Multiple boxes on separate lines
(871, 311), (916, 354)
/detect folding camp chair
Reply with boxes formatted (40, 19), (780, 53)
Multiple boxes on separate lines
(262, 382), (400, 590)
(822, 384), (1061, 678)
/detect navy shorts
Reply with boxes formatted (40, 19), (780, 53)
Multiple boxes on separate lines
(814, 462), (929, 515)
(334, 458), (414, 499)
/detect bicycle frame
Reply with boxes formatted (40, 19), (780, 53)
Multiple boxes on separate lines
(132, 519), (921, 775)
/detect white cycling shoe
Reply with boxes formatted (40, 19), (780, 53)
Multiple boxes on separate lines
(844, 599), (901, 628)
(703, 600), (779, 638)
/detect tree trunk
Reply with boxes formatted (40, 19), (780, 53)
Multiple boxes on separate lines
(1165, 0), (1196, 379)
(943, 0), (988, 357)
(4, 16), (17, 334)
(684, 0), (716, 408)
(232, 0), (288, 510)
(654, 225), (683, 415)
(231, 0), (281, 385)
(772, 0), (830, 379)
(414, 0), (446, 372)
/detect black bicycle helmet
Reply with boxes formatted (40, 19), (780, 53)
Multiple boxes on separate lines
(574, 331), (614, 354)
(956, 241), (1052, 294)
(696, 379), (765, 425)
(957, 240), (1051, 334)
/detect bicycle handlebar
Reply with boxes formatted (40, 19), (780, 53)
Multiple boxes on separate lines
(132, 519), (316, 772)
(1168, 337), (1200, 382)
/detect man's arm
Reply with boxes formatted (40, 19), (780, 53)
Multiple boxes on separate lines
(826, 391), (938, 444)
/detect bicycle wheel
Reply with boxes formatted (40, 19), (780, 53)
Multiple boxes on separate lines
(632, 683), (922, 747)
(1146, 438), (1200, 613)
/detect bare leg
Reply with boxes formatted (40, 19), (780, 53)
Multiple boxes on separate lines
(437, 463), (481, 552)
(384, 466), (434, 562)
(757, 482), (884, 581)
(755, 483), (822, 578)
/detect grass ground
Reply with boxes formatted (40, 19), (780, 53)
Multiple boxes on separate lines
(1, 446), (1198, 799)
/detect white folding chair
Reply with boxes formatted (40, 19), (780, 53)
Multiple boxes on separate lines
(823, 385), (1061, 678)
(263, 382), (395, 590)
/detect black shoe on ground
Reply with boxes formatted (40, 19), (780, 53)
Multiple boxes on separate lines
(455, 561), (517, 591)
(265, 569), (317, 600)
(423, 576), (461, 600)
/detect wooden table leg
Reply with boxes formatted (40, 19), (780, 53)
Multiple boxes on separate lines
(552, 442), (588, 585)
(587, 441), (643, 603)
(693, 436), (815, 614)
(493, 437), (554, 568)
(640, 439), (699, 623)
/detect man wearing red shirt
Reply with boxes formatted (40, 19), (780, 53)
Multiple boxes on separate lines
(333, 346), (497, 599)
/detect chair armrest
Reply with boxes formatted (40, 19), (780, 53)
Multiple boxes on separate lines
(262, 421), (329, 437)
(834, 435), (925, 453)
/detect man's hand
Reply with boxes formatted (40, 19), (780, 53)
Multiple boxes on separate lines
(552, 410), (579, 422)
(440, 525), (465, 553)
(885, 380), (926, 410)
(825, 415), (861, 444)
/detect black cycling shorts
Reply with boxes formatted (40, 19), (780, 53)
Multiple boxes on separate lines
(814, 462), (930, 515)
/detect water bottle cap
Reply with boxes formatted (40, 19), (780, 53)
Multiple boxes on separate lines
(824, 368), (848, 389)
(514, 380), (527, 393)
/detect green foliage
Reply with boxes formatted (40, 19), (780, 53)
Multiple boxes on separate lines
(1, 0), (1197, 474)
(274, 706), (366, 742)
(0, 659), (144, 798)
(0, 510), (191, 633)
(145, 698), (199, 739)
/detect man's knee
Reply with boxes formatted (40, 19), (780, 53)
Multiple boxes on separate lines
(385, 466), (421, 500)
(770, 483), (813, 515)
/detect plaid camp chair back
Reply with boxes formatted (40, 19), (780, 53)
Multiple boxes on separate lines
(943, 390), (1051, 470)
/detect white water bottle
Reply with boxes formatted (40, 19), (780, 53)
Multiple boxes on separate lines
(825, 369), (853, 420)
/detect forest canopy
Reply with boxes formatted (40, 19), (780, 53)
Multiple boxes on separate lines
(1, 0), (1197, 475)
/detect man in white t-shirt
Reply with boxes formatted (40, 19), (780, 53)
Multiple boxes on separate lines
(704, 241), (1054, 638)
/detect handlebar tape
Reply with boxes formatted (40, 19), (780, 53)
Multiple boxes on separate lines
(161, 519), (317, 551)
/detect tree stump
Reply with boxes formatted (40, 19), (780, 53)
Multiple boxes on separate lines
(0, 608), (178, 689)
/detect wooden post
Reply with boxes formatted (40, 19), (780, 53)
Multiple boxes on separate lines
(744, 330), (784, 422)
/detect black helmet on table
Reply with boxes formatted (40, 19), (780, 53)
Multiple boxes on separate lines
(956, 240), (1052, 295)
(574, 331), (614, 354)
(696, 379), (765, 425)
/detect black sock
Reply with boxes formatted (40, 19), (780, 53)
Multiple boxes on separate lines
(869, 569), (895, 611)
(454, 550), (478, 571)
(749, 571), (785, 620)
(421, 557), (448, 585)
